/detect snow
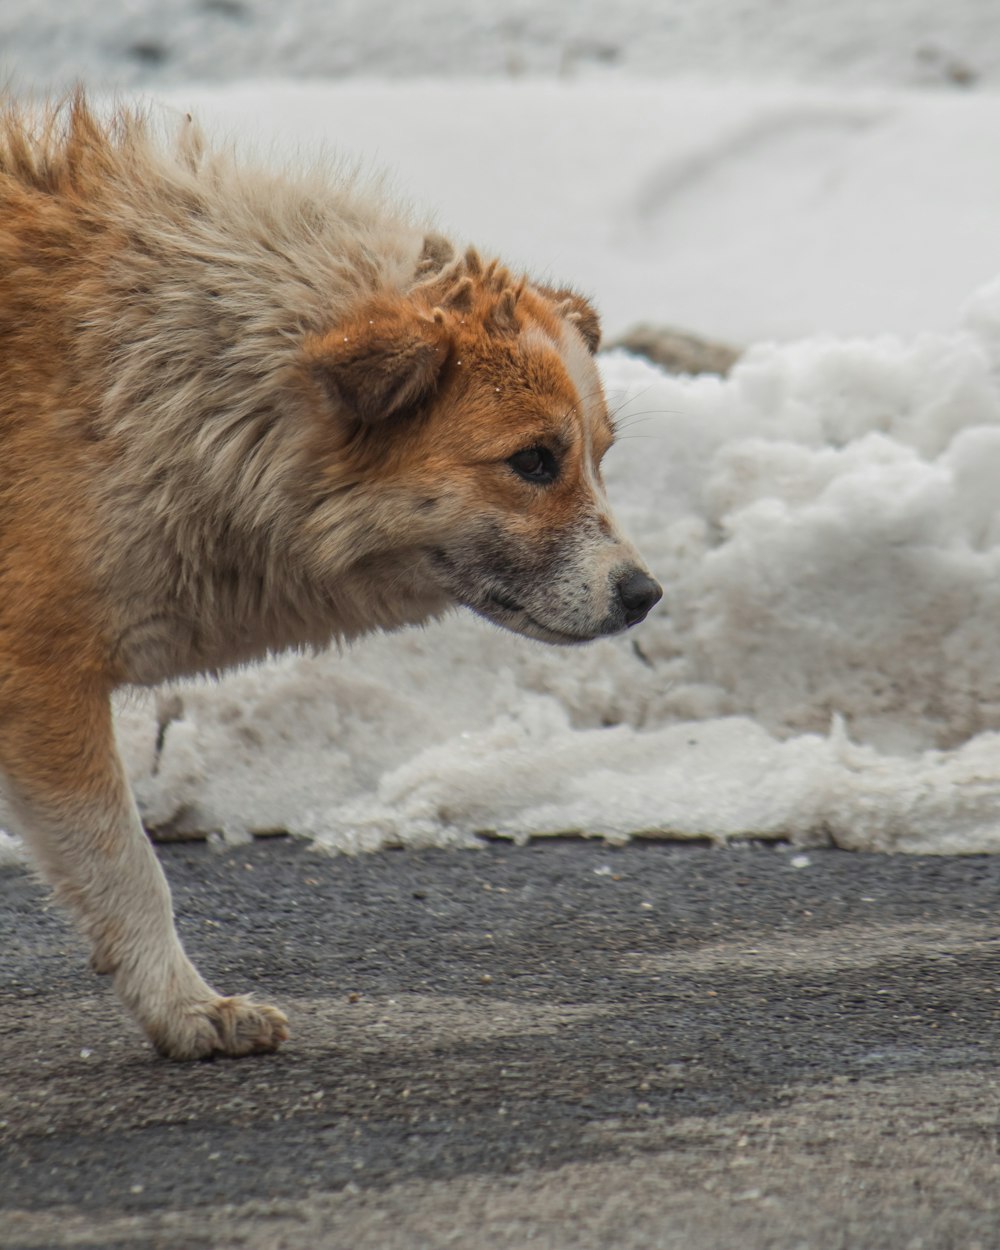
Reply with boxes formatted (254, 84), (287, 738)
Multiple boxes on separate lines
(6, 5), (1000, 855)
(3, 0), (998, 92)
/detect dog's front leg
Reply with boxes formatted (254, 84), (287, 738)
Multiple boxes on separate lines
(0, 675), (288, 1059)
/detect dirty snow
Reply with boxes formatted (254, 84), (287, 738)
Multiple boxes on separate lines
(5, 5), (1000, 857)
(2, 0), (998, 93)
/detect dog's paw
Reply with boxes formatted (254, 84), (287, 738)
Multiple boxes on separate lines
(151, 995), (290, 1060)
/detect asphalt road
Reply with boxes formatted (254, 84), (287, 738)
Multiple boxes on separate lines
(3, 838), (1000, 1249)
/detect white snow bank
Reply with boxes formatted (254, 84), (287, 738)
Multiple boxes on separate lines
(110, 274), (1000, 855)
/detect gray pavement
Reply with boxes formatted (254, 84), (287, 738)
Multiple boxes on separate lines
(2, 838), (1000, 1249)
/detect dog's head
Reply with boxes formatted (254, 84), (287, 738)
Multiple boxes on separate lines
(302, 243), (661, 644)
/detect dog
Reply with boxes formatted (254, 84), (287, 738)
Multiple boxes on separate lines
(0, 95), (662, 1059)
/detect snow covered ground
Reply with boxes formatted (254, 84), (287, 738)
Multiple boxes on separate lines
(5, 4), (1000, 857)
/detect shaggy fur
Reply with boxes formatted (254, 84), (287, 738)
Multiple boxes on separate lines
(0, 96), (660, 1059)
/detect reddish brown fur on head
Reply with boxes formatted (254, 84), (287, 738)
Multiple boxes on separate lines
(303, 246), (602, 426)
(299, 249), (656, 644)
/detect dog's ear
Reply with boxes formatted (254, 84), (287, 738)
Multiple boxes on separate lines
(414, 232), (456, 279)
(305, 297), (451, 423)
(537, 286), (602, 354)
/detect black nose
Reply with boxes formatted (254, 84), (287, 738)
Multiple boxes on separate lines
(616, 569), (662, 627)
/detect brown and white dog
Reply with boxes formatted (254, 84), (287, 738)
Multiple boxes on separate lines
(0, 96), (661, 1059)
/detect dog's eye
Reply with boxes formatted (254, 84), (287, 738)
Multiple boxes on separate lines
(508, 446), (558, 485)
